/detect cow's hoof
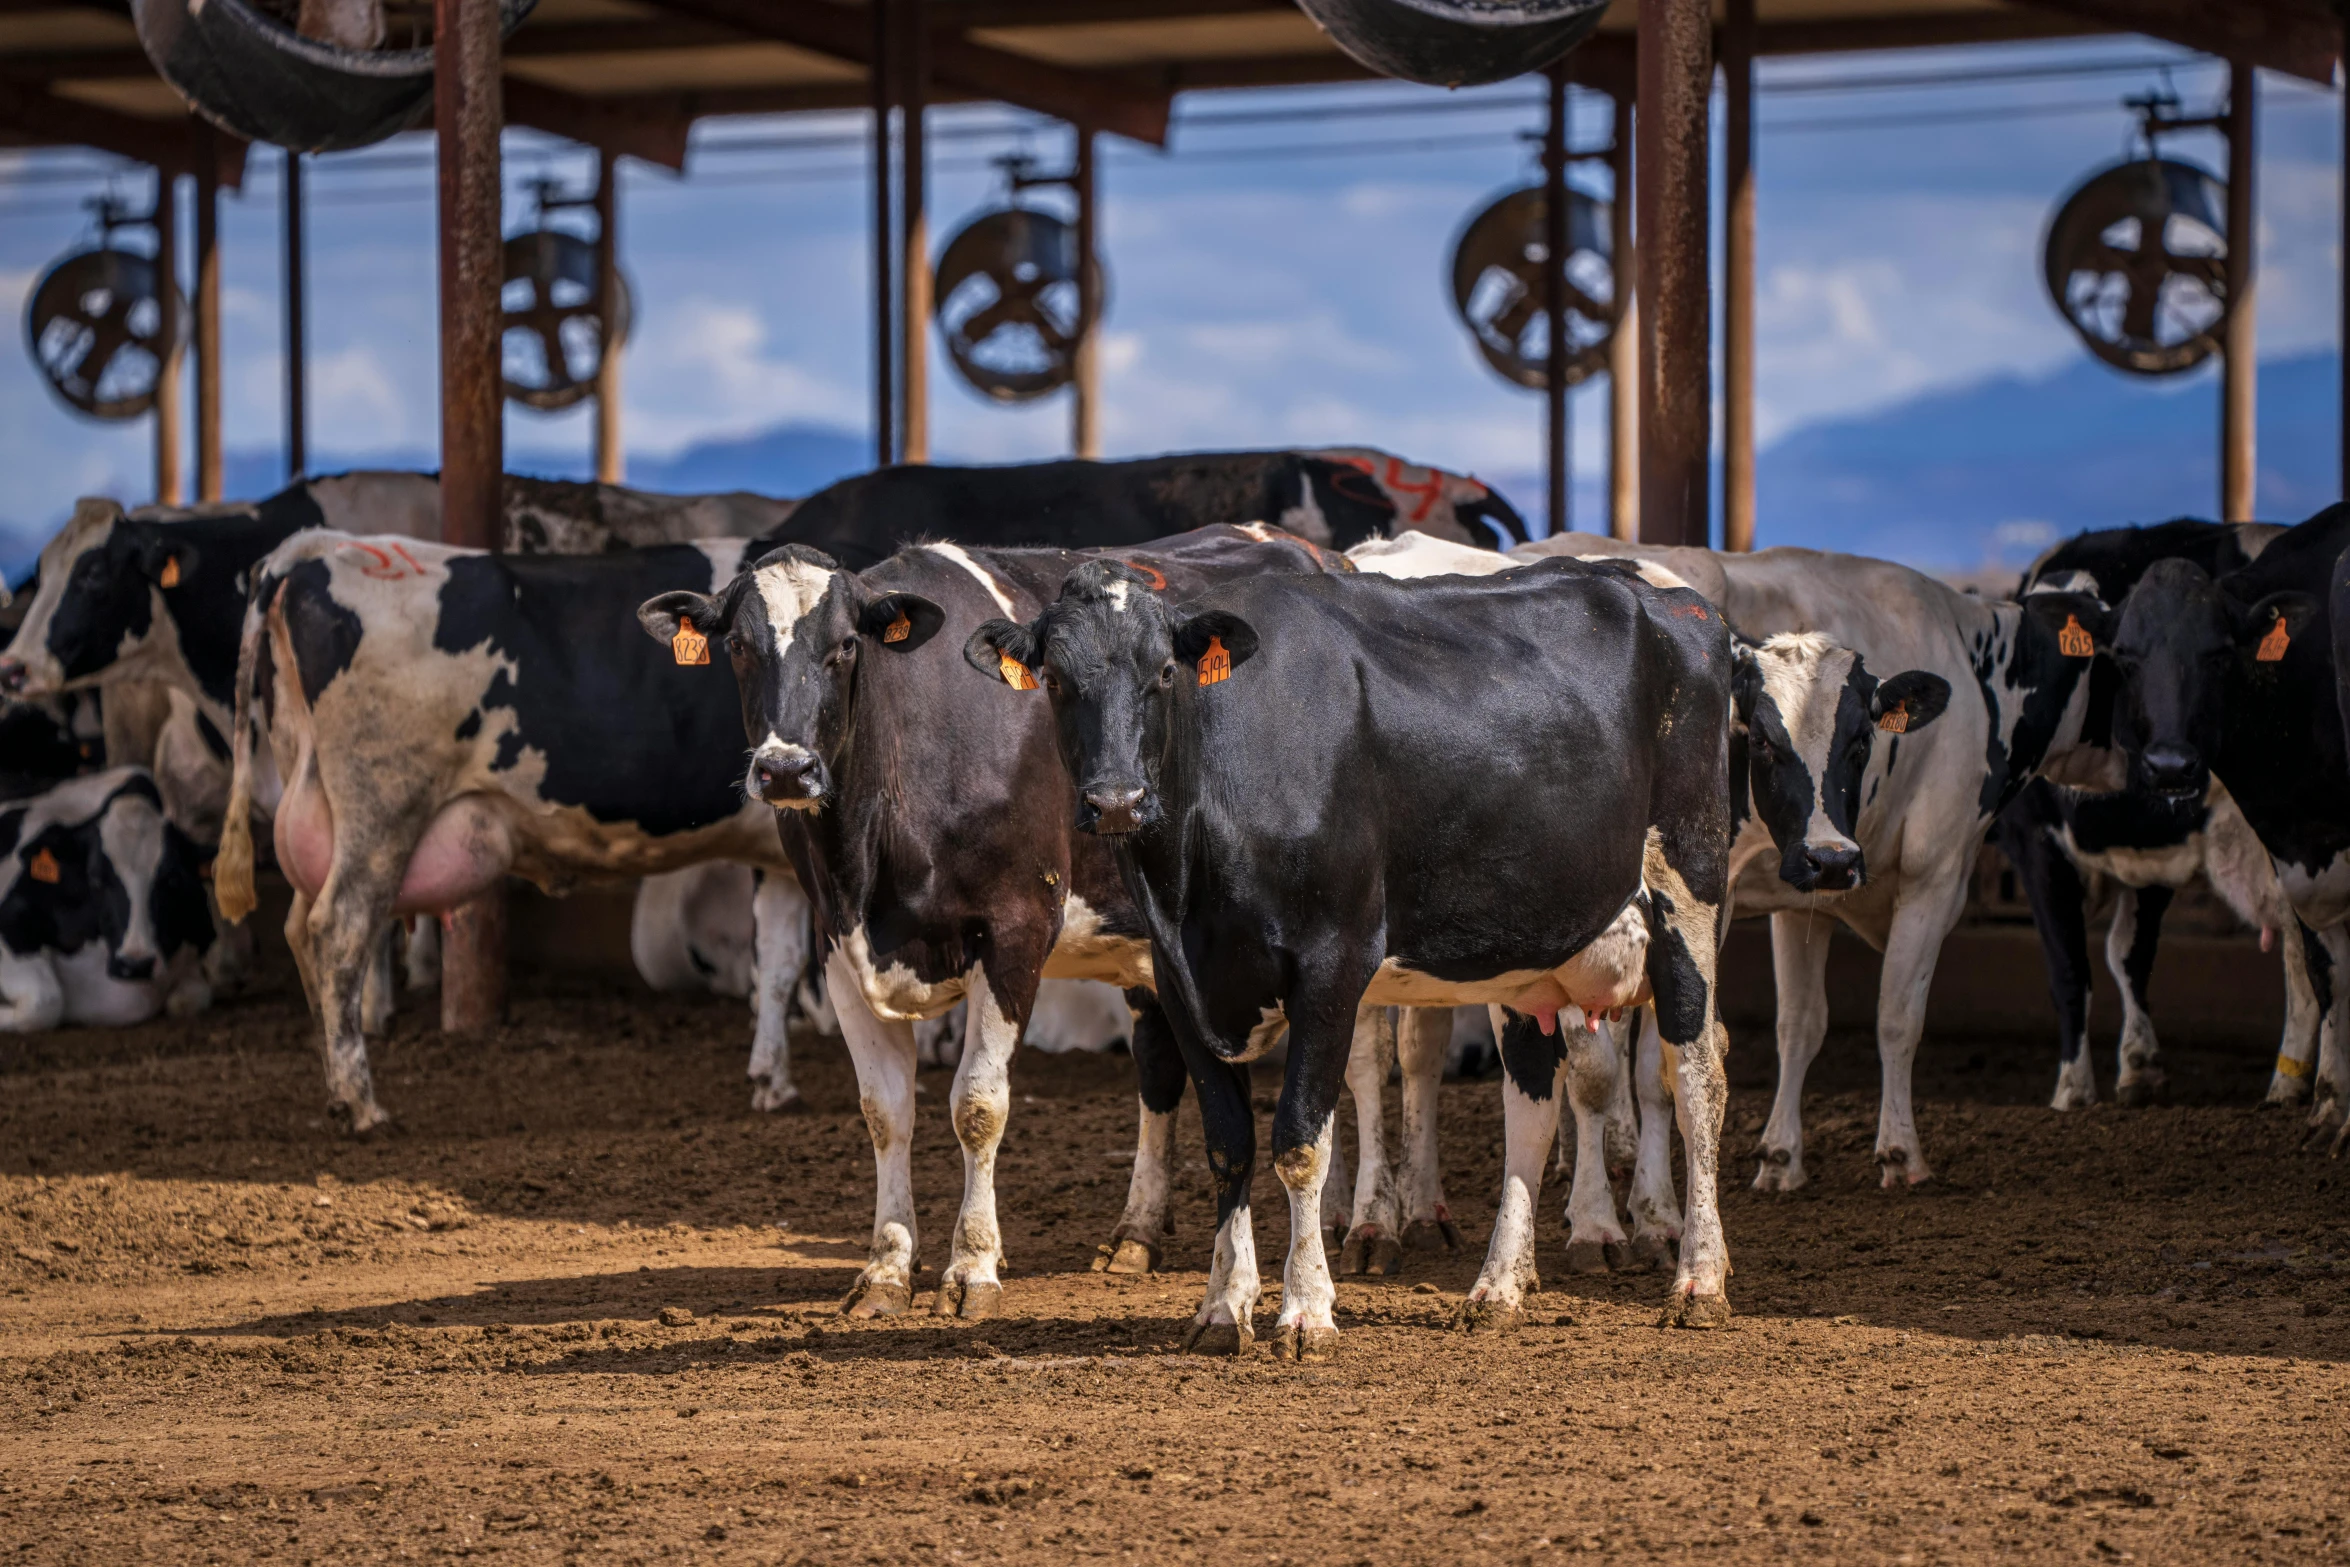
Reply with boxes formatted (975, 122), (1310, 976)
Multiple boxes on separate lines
(1183, 1319), (1254, 1356)
(2264, 1077), (2312, 1107)
(331, 1102), (395, 1139)
(1402, 1216), (1463, 1253)
(1338, 1225), (1401, 1277)
(2330, 1120), (2350, 1161)
(1271, 1322), (1338, 1363)
(1456, 1295), (1523, 1335)
(749, 1083), (804, 1114)
(1563, 1239), (1613, 1275)
(1876, 1153), (1932, 1189)
(841, 1279), (911, 1319)
(1094, 1237), (1160, 1276)
(2115, 1073), (2164, 1108)
(1629, 1232), (1677, 1272)
(1750, 1151), (1803, 1193)
(1365, 1235), (1402, 1276)
(1661, 1289), (1732, 1330)
(934, 1277), (1002, 1320)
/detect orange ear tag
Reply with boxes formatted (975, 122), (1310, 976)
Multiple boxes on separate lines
(999, 650), (1038, 691)
(28, 848), (59, 884)
(882, 612), (912, 644)
(2256, 616), (2291, 663)
(2057, 614), (2094, 659)
(1198, 635), (1231, 687)
(671, 620), (709, 666)
(158, 556), (180, 588)
(1878, 705), (1908, 735)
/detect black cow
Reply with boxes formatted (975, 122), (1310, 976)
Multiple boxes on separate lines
(770, 448), (1525, 570)
(2086, 503), (2350, 1146)
(969, 555), (1737, 1355)
(0, 767), (213, 1029)
(637, 525), (1352, 1319)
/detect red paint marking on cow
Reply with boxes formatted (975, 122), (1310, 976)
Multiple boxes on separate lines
(1122, 561), (1168, 592)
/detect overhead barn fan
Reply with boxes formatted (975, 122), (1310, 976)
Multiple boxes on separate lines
(2043, 88), (2232, 377)
(23, 197), (183, 422)
(1294, 0), (1609, 88)
(934, 156), (1099, 403)
(501, 178), (632, 412)
(1450, 182), (1616, 391)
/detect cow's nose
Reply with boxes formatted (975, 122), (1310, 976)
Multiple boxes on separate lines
(1801, 844), (1864, 892)
(2141, 742), (2203, 796)
(1083, 785), (1147, 835)
(108, 953), (156, 982)
(0, 659), (26, 694)
(753, 753), (822, 803)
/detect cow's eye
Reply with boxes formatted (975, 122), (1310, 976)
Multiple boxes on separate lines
(725, 633), (747, 657)
(1041, 667), (1061, 693)
(1158, 660), (1177, 688)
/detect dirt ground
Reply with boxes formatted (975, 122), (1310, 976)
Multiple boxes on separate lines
(2, 939), (2346, 1567)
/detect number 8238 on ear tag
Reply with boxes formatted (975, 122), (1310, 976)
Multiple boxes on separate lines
(672, 620), (709, 666)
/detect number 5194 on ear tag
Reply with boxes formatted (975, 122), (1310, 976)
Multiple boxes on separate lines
(672, 621), (709, 666)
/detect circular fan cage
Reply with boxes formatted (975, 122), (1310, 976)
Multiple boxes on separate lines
(2043, 156), (2231, 377)
(1293, 0), (1609, 88)
(24, 246), (183, 422)
(1451, 183), (1616, 391)
(132, 0), (536, 153)
(500, 229), (632, 413)
(935, 207), (1094, 404)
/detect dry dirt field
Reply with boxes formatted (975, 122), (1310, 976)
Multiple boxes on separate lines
(2, 941), (2347, 1566)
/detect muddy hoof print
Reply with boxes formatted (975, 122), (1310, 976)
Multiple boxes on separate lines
(935, 1279), (1002, 1320)
(1271, 1322), (1338, 1363)
(841, 1279), (912, 1319)
(1456, 1296), (1523, 1335)
(1629, 1232), (1677, 1272)
(1563, 1240), (1612, 1275)
(1183, 1320), (1254, 1356)
(1661, 1290), (1732, 1330)
(1402, 1217), (1464, 1254)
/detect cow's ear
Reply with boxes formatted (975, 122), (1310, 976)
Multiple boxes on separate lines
(858, 593), (945, 653)
(2021, 590), (2112, 659)
(964, 619), (1042, 689)
(139, 533), (197, 589)
(1871, 670), (1952, 734)
(1729, 639), (1763, 725)
(1172, 610), (1259, 683)
(637, 591), (718, 646)
(2236, 591), (2319, 663)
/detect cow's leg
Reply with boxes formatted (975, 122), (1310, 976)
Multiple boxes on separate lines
(1601, 1015), (1639, 1195)
(2004, 820), (2096, 1109)
(1397, 1004), (1461, 1251)
(826, 945), (921, 1319)
(1462, 1006), (1564, 1331)
(0, 952), (65, 1031)
(2109, 884), (2172, 1106)
(1100, 991), (1182, 1274)
(1626, 1010), (1683, 1269)
(935, 964), (1029, 1320)
(305, 866), (400, 1134)
(747, 871), (811, 1113)
(1266, 973), (1363, 1363)
(403, 914), (439, 993)
(1181, 1046), (1259, 1355)
(359, 922), (396, 1036)
(284, 888), (322, 1017)
(1871, 877), (1969, 1188)
(2265, 917), (2321, 1105)
(1643, 825), (1731, 1326)
(203, 901), (256, 998)
(1337, 1003), (1402, 1277)
(2312, 924), (2350, 1143)
(1561, 1009), (1630, 1274)
(1754, 908), (1832, 1192)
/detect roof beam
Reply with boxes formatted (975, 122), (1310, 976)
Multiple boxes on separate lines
(2015, 0), (2337, 82)
(0, 86), (244, 183)
(503, 75), (692, 169)
(634, 0), (1170, 144)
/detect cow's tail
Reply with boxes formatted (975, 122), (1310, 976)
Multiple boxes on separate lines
(212, 581), (274, 925)
(1119, 853), (1233, 1066)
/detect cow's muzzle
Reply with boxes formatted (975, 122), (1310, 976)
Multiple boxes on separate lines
(1080, 784), (1151, 836)
(749, 748), (826, 809)
(0, 658), (27, 694)
(2139, 742), (2205, 800)
(1788, 842), (1864, 894)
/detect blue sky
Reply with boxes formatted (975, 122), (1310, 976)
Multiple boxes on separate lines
(0, 35), (2339, 567)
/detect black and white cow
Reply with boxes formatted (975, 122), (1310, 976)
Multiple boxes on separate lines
(1344, 530), (1951, 1271)
(214, 532), (808, 1132)
(2084, 504), (2350, 1146)
(0, 768), (213, 1029)
(1518, 532), (2109, 1191)
(637, 525), (1353, 1318)
(969, 554), (1739, 1352)
(1998, 520), (2309, 1111)
(768, 448), (1525, 571)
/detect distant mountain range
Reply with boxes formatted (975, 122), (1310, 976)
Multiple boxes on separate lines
(7, 350), (2340, 586)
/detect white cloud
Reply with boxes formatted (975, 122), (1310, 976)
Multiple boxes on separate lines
(621, 297), (863, 456)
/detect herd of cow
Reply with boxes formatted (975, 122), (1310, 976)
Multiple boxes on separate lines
(0, 444), (2344, 1356)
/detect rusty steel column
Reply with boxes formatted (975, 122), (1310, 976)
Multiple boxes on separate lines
(2342, 28), (2348, 500)
(1608, 90), (1636, 541)
(284, 148), (307, 480)
(153, 169), (182, 506)
(1072, 127), (1100, 459)
(2222, 62), (2257, 524)
(435, 0), (507, 1034)
(594, 147), (623, 484)
(1636, 0), (1712, 548)
(871, 0), (896, 468)
(1544, 63), (1569, 537)
(897, 0), (929, 464)
(1723, 0), (1756, 551)
(194, 137), (222, 503)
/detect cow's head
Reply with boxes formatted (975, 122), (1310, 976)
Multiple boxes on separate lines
(0, 773), (210, 981)
(637, 545), (944, 812)
(965, 560), (1254, 836)
(2097, 557), (2315, 801)
(0, 499), (200, 697)
(1731, 632), (1950, 892)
